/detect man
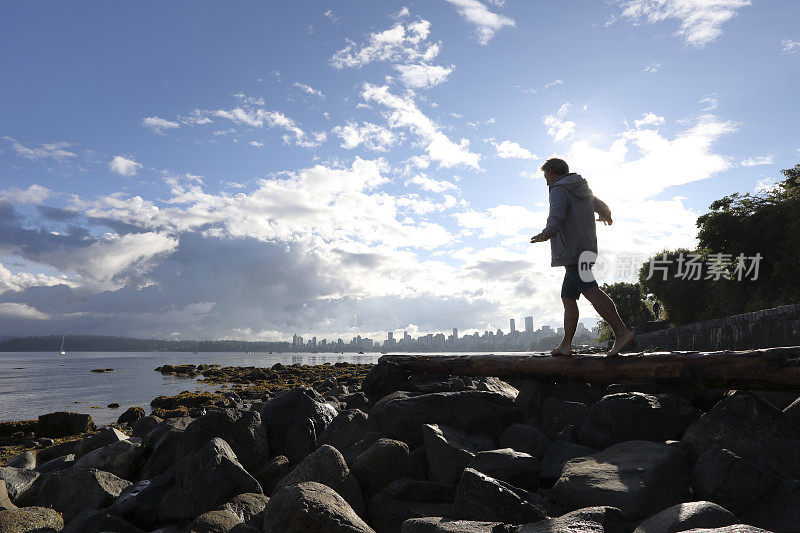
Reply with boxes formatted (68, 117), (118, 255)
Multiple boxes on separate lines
(530, 158), (634, 356)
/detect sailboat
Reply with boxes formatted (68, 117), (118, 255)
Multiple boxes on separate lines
(59, 335), (66, 356)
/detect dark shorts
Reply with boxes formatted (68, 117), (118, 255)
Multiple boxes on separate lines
(561, 264), (599, 300)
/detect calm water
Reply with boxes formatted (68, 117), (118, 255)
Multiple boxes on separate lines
(0, 351), (381, 425)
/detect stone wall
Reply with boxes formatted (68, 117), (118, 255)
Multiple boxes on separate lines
(632, 304), (800, 351)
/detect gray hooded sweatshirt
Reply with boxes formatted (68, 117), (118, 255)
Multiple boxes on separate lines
(541, 173), (610, 267)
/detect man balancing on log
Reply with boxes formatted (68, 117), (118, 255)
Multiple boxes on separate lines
(530, 158), (635, 357)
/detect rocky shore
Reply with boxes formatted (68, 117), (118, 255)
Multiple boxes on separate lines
(2, 358), (800, 532)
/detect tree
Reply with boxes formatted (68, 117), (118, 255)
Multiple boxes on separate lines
(595, 282), (653, 341)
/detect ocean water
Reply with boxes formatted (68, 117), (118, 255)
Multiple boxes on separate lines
(0, 351), (381, 425)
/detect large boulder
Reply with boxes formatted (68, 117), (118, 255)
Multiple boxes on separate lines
(73, 438), (145, 480)
(0, 506), (64, 532)
(159, 437), (262, 521)
(272, 444), (364, 516)
(0, 481), (16, 511)
(259, 387), (337, 464)
(0, 467), (39, 501)
(633, 501), (737, 533)
(187, 508), (242, 533)
(539, 440), (594, 486)
(75, 428), (129, 458)
(467, 449), (539, 492)
(515, 380), (602, 425)
(691, 446), (780, 515)
(262, 481), (374, 533)
(552, 440), (690, 524)
(422, 424), (494, 485)
(678, 527), (772, 533)
(117, 406), (146, 425)
(351, 438), (411, 497)
(579, 392), (697, 449)
(179, 409), (269, 473)
(35, 467), (132, 522)
(517, 506), (625, 533)
(61, 509), (143, 533)
(139, 425), (183, 479)
(682, 390), (800, 479)
(498, 424), (551, 460)
(5, 451), (36, 470)
(36, 411), (95, 437)
(35, 440), (80, 464)
(740, 479), (800, 533)
(400, 517), (505, 533)
(371, 391), (521, 448)
(318, 409), (376, 456)
(450, 468), (548, 524)
(369, 479), (456, 533)
(540, 398), (589, 440)
(110, 474), (174, 530)
(33, 454), (75, 475)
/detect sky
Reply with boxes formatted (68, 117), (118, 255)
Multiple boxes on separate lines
(1, 0), (798, 342)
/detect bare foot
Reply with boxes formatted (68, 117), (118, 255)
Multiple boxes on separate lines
(607, 330), (635, 356)
(550, 344), (574, 357)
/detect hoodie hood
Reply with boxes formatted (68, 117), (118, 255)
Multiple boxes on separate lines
(550, 173), (591, 199)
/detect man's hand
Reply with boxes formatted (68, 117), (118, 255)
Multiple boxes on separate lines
(530, 232), (550, 243)
(597, 213), (613, 226)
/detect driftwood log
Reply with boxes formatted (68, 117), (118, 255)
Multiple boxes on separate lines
(379, 347), (800, 391)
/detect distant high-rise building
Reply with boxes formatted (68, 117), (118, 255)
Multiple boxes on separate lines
(525, 316), (534, 333)
(292, 334), (298, 345)
(404, 330), (410, 341)
(452, 328), (458, 340)
(388, 331), (394, 341)
(510, 318), (516, 332)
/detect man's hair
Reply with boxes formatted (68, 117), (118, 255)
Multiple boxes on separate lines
(540, 158), (569, 176)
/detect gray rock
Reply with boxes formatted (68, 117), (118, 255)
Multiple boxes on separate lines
(498, 424), (551, 460)
(73, 437), (145, 480)
(0, 467), (39, 501)
(35, 467), (132, 522)
(741, 479), (800, 532)
(343, 392), (370, 411)
(253, 455), (290, 496)
(467, 448), (539, 492)
(682, 390), (800, 479)
(691, 446), (780, 515)
(260, 387), (337, 464)
(180, 409), (269, 473)
(75, 427), (129, 458)
(117, 406), (146, 425)
(450, 468), (547, 524)
(371, 390), (521, 448)
(37, 411), (95, 437)
(633, 501), (737, 533)
(0, 480), (17, 511)
(410, 447), (429, 480)
(273, 444), (364, 516)
(0, 506), (64, 532)
(351, 438), (411, 497)
(159, 437), (262, 521)
(369, 479), (456, 533)
(515, 380), (602, 425)
(400, 517), (504, 533)
(140, 426), (183, 479)
(5, 451), (36, 470)
(110, 474), (174, 530)
(262, 481), (374, 533)
(517, 506), (625, 533)
(423, 424), (494, 485)
(470, 377), (519, 399)
(539, 440), (594, 485)
(679, 527), (772, 533)
(131, 415), (162, 438)
(781, 395), (800, 425)
(223, 492), (269, 525)
(35, 439), (80, 464)
(541, 398), (588, 440)
(188, 508), (242, 533)
(318, 409), (375, 454)
(61, 509), (144, 533)
(33, 453), (75, 475)
(552, 440), (689, 524)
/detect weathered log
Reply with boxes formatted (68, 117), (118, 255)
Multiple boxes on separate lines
(379, 347), (800, 391)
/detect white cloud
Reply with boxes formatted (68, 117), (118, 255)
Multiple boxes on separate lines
(108, 155), (142, 177)
(142, 116), (180, 134)
(0, 263), (73, 295)
(634, 112), (665, 128)
(233, 93), (265, 106)
(0, 184), (53, 204)
(294, 82), (325, 99)
(213, 107), (326, 147)
(249, 141), (264, 147)
(406, 174), (459, 193)
(324, 9), (338, 23)
(443, 0), (516, 45)
(332, 121), (397, 151)
(361, 83), (481, 169)
(0, 302), (49, 320)
(754, 178), (779, 193)
(393, 63), (454, 88)
(331, 19), (440, 69)
(454, 205), (542, 238)
(543, 103), (575, 142)
(543, 79), (564, 89)
(782, 39), (800, 54)
(699, 95), (718, 111)
(3, 137), (76, 162)
(642, 62), (661, 73)
(740, 155), (773, 167)
(489, 139), (537, 159)
(615, 0), (751, 47)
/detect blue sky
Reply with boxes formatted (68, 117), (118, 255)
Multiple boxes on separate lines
(1, 0), (798, 341)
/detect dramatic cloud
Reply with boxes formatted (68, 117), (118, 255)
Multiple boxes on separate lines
(488, 139), (537, 159)
(543, 103), (575, 142)
(141, 116), (180, 134)
(393, 63), (454, 88)
(615, 0), (751, 47)
(108, 155), (142, 176)
(443, 0), (516, 45)
(361, 83), (481, 169)
(332, 122), (396, 151)
(740, 155), (773, 167)
(3, 137), (76, 162)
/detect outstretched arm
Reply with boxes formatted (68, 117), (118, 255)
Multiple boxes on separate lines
(593, 196), (613, 225)
(531, 186), (569, 243)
